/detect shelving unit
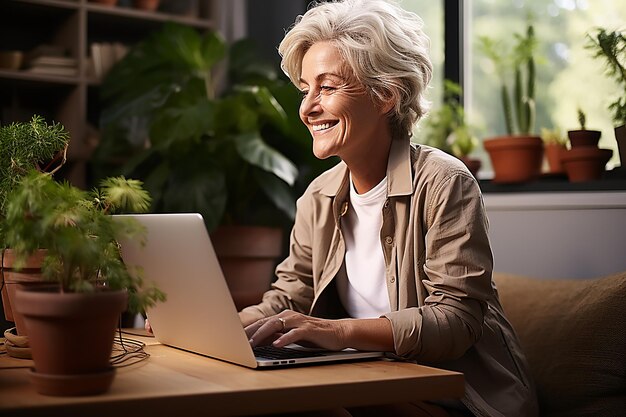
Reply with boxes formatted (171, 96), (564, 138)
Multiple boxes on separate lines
(0, 0), (216, 187)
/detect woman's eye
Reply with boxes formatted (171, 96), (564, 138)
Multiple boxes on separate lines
(320, 86), (335, 93)
(300, 90), (309, 99)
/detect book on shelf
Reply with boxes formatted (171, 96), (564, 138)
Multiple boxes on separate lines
(29, 56), (77, 68)
(26, 66), (78, 77)
(90, 42), (129, 80)
(22, 45), (78, 77)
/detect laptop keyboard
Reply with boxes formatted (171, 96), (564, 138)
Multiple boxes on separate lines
(253, 345), (325, 360)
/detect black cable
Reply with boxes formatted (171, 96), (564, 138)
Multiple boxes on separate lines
(109, 317), (151, 368)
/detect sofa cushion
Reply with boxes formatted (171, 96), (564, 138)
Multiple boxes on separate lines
(493, 271), (626, 417)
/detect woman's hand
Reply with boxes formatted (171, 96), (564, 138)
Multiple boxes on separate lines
(245, 310), (350, 351)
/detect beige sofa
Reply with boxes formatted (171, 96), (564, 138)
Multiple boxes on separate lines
(493, 271), (626, 417)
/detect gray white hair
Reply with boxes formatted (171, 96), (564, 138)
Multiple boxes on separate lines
(278, 0), (433, 139)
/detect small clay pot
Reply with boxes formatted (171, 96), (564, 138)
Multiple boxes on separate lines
(484, 135), (544, 184)
(459, 156), (482, 178)
(567, 130), (601, 148)
(561, 147), (612, 182)
(615, 124), (626, 169)
(544, 143), (567, 174)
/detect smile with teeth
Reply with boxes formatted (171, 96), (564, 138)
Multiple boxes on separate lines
(312, 122), (336, 132)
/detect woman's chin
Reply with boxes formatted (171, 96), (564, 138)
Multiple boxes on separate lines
(312, 145), (336, 160)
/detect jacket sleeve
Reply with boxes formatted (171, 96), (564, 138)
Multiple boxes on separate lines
(384, 170), (494, 362)
(239, 194), (316, 321)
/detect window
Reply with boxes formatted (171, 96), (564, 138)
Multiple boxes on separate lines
(402, 0), (445, 111)
(467, 0), (626, 172)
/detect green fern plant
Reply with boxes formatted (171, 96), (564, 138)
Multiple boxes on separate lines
(4, 170), (164, 313)
(0, 116), (69, 249)
(586, 28), (626, 126)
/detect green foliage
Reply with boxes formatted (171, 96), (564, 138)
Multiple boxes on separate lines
(478, 23), (538, 135)
(577, 107), (587, 130)
(540, 127), (567, 146)
(0, 116), (69, 248)
(419, 80), (477, 157)
(93, 23), (333, 231)
(4, 171), (164, 313)
(586, 28), (626, 125)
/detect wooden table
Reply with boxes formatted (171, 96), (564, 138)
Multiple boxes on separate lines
(0, 330), (464, 416)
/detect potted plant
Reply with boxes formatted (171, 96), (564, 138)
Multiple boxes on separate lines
(419, 80), (481, 177)
(567, 108), (601, 148)
(5, 170), (164, 396)
(540, 127), (567, 174)
(92, 24), (334, 310)
(561, 109), (612, 183)
(586, 28), (626, 168)
(478, 23), (544, 183)
(0, 116), (69, 339)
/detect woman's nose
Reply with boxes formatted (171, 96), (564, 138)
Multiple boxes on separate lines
(300, 92), (321, 117)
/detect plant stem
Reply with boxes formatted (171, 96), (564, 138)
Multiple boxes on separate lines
(501, 84), (514, 135)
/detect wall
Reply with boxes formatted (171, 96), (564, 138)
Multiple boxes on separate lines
(246, 0), (308, 68)
(484, 191), (626, 279)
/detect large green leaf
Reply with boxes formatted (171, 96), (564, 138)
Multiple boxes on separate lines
(150, 98), (215, 147)
(233, 132), (298, 186)
(161, 165), (226, 231)
(255, 170), (296, 221)
(245, 85), (289, 134)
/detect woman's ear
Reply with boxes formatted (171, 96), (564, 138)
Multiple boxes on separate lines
(379, 94), (396, 115)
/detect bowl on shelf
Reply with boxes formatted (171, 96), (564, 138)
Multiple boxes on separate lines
(561, 147), (612, 182)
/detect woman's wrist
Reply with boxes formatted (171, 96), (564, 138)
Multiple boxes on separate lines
(340, 317), (395, 352)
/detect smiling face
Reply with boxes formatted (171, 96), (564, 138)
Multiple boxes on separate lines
(298, 42), (392, 163)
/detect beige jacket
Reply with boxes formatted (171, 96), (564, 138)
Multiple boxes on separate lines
(241, 140), (539, 417)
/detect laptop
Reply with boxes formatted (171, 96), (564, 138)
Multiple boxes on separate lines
(113, 213), (385, 368)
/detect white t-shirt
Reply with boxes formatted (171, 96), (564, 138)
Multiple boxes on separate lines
(337, 175), (390, 318)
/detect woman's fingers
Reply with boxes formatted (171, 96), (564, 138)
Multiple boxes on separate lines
(246, 312), (348, 351)
(247, 314), (291, 347)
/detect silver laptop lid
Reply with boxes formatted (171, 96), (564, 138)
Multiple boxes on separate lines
(114, 213), (259, 368)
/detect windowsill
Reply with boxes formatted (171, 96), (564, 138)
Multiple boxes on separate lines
(479, 168), (626, 193)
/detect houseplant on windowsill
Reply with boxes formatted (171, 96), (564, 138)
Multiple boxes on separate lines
(478, 23), (544, 183)
(562, 108), (612, 182)
(567, 108), (601, 148)
(586, 28), (626, 169)
(540, 127), (567, 175)
(418, 80), (481, 177)
(0, 116), (69, 339)
(5, 170), (164, 396)
(92, 23), (335, 310)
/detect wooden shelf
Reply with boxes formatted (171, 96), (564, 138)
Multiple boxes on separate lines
(0, 0), (216, 188)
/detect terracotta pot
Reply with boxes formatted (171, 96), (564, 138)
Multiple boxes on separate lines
(1, 249), (49, 335)
(615, 124), (626, 169)
(459, 156), (482, 178)
(484, 135), (544, 184)
(544, 143), (567, 174)
(561, 148), (612, 182)
(13, 287), (127, 396)
(567, 130), (601, 148)
(133, 0), (160, 11)
(211, 225), (283, 311)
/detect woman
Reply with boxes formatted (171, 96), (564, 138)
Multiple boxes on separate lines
(243, 1), (538, 416)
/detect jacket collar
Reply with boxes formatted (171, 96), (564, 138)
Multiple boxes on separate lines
(319, 139), (414, 197)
